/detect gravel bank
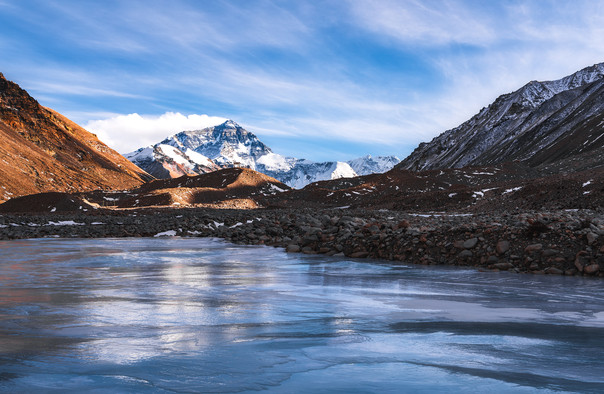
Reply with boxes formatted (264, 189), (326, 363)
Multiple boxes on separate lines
(1, 208), (603, 277)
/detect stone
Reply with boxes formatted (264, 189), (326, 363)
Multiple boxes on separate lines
(350, 251), (369, 258)
(302, 246), (316, 254)
(542, 249), (559, 257)
(463, 238), (478, 249)
(487, 255), (499, 264)
(544, 267), (563, 275)
(458, 250), (473, 259)
(454, 240), (465, 249)
(286, 244), (300, 253)
(587, 232), (599, 245)
(493, 262), (514, 270)
(524, 244), (543, 253)
(584, 264), (600, 275)
(397, 220), (410, 229)
(496, 240), (510, 255)
(575, 251), (589, 272)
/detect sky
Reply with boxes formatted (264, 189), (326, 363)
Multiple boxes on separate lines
(1, 0), (603, 162)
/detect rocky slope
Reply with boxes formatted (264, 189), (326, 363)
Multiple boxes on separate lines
(0, 167), (290, 212)
(126, 120), (399, 188)
(0, 73), (152, 203)
(399, 63), (604, 171)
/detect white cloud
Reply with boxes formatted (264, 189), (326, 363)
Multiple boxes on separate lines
(84, 112), (227, 153)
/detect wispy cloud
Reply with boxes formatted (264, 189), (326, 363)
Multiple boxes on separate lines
(2, 1), (604, 161)
(346, 0), (496, 46)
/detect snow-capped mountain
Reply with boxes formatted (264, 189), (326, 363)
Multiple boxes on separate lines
(347, 155), (400, 176)
(126, 144), (220, 179)
(398, 63), (604, 171)
(261, 159), (358, 189)
(126, 120), (399, 188)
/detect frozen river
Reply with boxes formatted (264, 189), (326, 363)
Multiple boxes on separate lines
(0, 237), (603, 393)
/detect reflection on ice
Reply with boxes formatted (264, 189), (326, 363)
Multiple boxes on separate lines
(0, 237), (603, 393)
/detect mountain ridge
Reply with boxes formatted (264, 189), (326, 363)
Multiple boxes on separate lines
(127, 120), (400, 188)
(398, 63), (604, 171)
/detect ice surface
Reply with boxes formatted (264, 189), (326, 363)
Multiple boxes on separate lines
(0, 238), (603, 392)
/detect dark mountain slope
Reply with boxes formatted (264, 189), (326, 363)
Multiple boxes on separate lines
(398, 63), (604, 172)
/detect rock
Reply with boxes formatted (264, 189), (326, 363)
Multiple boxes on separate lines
(544, 267), (563, 275)
(458, 250), (473, 259)
(397, 220), (410, 229)
(496, 240), (510, 255)
(286, 244), (301, 253)
(524, 244), (543, 253)
(587, 232), (598, 245)
(542, 249), (559, 257)
(454, 240), (465, 249)
(487, 255), (499, 264)
(463, 238), (478, 249)
(575, 251), (589, 272)
(349, 251), (369, 258)
(584, 264), (600, 275)
(493, 262), (514, 270)
(301, 246), (316, 254)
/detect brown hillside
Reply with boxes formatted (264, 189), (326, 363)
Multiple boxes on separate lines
(112, 167), (290, 208)
(0, 72), (153, 203)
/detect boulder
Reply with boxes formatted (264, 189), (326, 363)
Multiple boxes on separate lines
(496, 240), (510, 255)
(463, 238), (478, 249)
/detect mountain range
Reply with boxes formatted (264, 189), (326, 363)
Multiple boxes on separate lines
(1, 61), (603, 207)
(398, 63), (604, 172)
(126, 120), (400, 188)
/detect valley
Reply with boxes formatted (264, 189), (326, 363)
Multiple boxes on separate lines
(0, 64), (603, 278)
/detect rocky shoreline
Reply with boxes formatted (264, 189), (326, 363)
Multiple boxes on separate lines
(1, 208), (603, 277)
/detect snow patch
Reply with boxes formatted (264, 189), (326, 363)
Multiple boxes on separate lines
(154, 230), (177, 237)
(503, 187), (523, 195)
(47, 221), (84, 226)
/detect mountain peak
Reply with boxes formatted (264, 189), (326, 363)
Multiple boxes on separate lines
(127, 120), (401, 188)
(220, 119), (240, 129)
(398, 62), (604, 171)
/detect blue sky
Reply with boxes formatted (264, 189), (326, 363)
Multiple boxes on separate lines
(1, 0), (603, 161)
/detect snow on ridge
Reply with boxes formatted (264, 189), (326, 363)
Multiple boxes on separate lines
(126, 119), (401, 189)
(347, 154), (401, 175)
(520, 63), (604, 107)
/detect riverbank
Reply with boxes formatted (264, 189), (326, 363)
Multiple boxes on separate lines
(1, 207), (603, 277)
